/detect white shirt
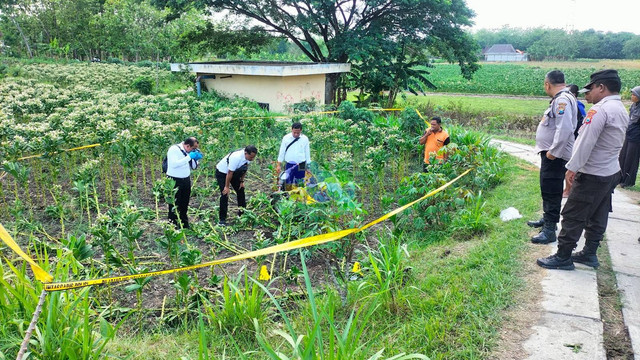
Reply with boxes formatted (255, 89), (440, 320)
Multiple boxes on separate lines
(216, 149), (250, 174)
(166, 143), (198, 178)
(277, 133), (310, 164)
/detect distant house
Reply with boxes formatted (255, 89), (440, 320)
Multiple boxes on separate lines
(484, 44), (528, 62)
(171, 61), (351, 113)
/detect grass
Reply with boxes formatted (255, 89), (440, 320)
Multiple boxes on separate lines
(365, 155), (540, 359)
(399, 93), (549, 117)
(492, 135), (536, 146)
(596, 240), (635, 359)
(104, 154), (541, 359)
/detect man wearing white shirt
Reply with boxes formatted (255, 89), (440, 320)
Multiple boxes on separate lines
(275, 122), (311, 189)
(215, 145), (258, 226)
(166, 137), (202, 229)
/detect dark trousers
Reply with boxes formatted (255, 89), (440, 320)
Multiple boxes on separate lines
(168, 176), (191, 228)
(284, 162), (306, 186)
(619, 139), (640, 187)
(557, 172), (621, 257)
(215, 170), (246, 222)
(539, 152), (567, 224)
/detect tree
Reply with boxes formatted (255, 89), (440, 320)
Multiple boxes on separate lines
(0, 0), (34, 57)
(177, 22), (277, 59)
(527, 31), (578, 61)
(623, 37), (640, 59)
(161, 0), (479, 105)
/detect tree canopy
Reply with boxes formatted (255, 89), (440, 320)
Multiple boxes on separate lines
(161, 0), (480, 106)
(474, 27), (640, 60)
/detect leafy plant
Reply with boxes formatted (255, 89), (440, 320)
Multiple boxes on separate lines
(252, 250), (429, 360)
(132, 76), (154, 95)
(213, 271), (267, 337)
(365, 232), (412, 313)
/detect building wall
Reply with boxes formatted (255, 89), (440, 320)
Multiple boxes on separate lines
(202, 74), (326, 113)
(484, 54), (528, 62)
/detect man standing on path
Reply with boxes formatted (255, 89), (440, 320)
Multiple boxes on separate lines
(215, 145), (258, 226)
(166, 137), (202, 229)
(527, 70), (577, 244)
(538, 69), (629, 270)
(275, 122), (311, 190)
(419, 116), (450, 171)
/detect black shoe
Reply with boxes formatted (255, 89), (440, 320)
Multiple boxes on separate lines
(571, 250), (599, 269)
(537, 254), (575, 270)
(531, 227), (557, 244)
(217, 220), (227, 227)
(527, 218), (545, 228)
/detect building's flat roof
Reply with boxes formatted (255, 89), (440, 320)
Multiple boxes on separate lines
(170, 61), (351, 76)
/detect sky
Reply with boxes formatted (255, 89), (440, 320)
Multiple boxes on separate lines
(464, 0), (640, 35)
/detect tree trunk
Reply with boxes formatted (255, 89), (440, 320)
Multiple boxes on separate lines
(325, 73), (342, 106)
(9, 15), (33, 58)
(387, 87), (398, 108)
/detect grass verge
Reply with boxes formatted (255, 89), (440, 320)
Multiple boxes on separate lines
(596, 240), (635, 359)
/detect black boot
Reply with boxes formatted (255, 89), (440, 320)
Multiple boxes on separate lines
(527, 218), (545, 228)
(537, 253), (575, 270)
(531, 223), (557, 244)
(571, 243), (600, 268)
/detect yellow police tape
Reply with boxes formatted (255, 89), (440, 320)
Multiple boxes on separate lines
(0, 223), (53, 283)
(16, 140), (119, 161)
(33, 168), (471, 292)
(15, 109), (405, 162)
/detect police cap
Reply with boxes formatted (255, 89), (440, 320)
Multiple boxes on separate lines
(578, 69), (621, 93)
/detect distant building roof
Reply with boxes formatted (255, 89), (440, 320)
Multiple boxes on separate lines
(170, 60), (351, 77)
(485, 44), (518, 54)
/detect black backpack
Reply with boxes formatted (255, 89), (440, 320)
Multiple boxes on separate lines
(162, 145), (188, 174)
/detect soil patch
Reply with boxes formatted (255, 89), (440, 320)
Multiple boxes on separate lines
(620, 187), (640, 204)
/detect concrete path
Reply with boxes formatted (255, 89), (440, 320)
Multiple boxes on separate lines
(491, 139), (640, 359)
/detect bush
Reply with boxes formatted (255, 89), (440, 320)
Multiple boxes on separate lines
(132, 76), (153, 95)
(337, 100), (374, 123)
(395, 126), (506, 233)
(291, 98), (318, 113)
(399, 106), (424, 135)
(106, 57), (124, 65)
(134, 60), (154, 68)
(0, 64), (7, 78)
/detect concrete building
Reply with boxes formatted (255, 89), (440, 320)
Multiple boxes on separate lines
(483, 44), (528, 62)
(170, 61), (351, 113)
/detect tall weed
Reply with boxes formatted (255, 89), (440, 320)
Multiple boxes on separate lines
(0, 249), (124, 359)
(251, 250), (429, 360)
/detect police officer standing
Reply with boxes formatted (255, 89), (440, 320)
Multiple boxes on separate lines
(538, 70), (628, 270)
(528, 70), (577, 244)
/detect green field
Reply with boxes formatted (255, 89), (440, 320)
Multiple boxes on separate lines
(402, 94), (549, 117)
(424, 60), (640, 97)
